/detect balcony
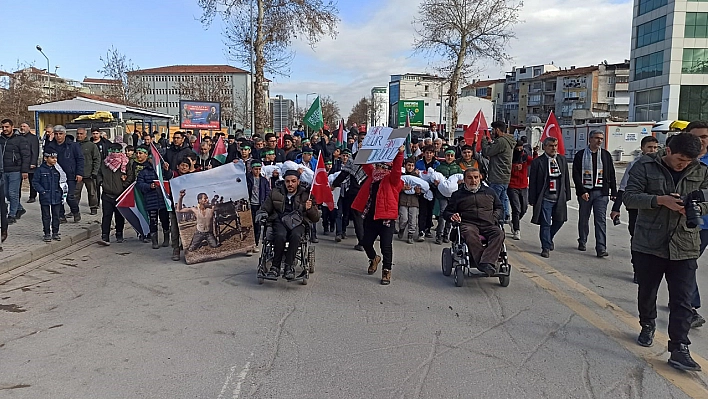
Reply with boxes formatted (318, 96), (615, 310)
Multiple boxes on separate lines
(615, 82), (629, 91)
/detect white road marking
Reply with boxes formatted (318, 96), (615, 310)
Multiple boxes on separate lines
(232, 362), (250, 399)
(217, 364), (239, 399)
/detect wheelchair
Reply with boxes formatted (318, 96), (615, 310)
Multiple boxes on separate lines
(256, 221), (315, 285)
(441, 222), (511, 287)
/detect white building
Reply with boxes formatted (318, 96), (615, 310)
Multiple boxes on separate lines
(629, 0), (708, 122)
(370, 86), (388, 127)
(388, 73), (451, 129)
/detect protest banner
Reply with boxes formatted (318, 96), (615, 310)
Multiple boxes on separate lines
(170, 162), (255, 264)
(355, 127), (410, 164)
(180, 100), (221, 130)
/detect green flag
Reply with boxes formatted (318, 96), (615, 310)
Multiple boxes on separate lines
(304, 96), (324, 131)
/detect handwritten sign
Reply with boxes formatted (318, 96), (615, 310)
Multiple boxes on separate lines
(355, 127), (411, 165)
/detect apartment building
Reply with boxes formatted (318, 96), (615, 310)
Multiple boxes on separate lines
(502, 64), (560, 125)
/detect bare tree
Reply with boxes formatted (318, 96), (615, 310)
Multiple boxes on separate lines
(320, 95), (340, 130)
(98, 46), (146, 105)
(198, 0), (339, 135)
(0, 62), (47, 127)
(346, 97), (370, 127)
(413, 0), (522, 132)
(232, 86), (251, 129)
(176, 76), (236, 127)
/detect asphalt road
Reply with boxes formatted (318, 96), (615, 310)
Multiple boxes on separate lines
(2, 196), (708, 398)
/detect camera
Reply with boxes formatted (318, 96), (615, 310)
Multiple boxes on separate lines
(685, 198), (703, 228)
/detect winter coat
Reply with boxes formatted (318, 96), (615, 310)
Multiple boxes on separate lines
(246, 173), (271, 206)
(481, 134), (516, 185)
(0, 131), (31, 173)
(443, 185), (503, 228)
(435, 161), (463, 178)
(260, 184), (320, 224)
(126, 159), (149, 185)
(92, 137), (110, 160)
(623, 154), (708, 261)
(415, 158), (440, 173)
(32, 162), (63, 205)
(137, 163), (166, 211)
(98, 163), (128, 198)
(44, 140), (84, 179)
(572, 148), (617, 197)
(509, 152), (536, 189)
(352, 151), (405, 220)
(528, 154), (572, 225)
(78, 138), (101, 178)
(164, 142), (193, 171)
(20, 132), (40, 168)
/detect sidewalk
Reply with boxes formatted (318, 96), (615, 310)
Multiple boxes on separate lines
(0, 183), (102, 274)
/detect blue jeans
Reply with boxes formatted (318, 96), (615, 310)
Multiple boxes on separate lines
(4, 171), (23, 217)
(489, 183), (510, 222)
(539, 200), (564, 251)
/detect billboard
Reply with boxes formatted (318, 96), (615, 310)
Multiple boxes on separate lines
(180, 101), (221, 130)
(398, 100), (424, 126)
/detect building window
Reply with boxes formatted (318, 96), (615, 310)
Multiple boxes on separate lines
(637, 0), (667, 16)
(680, 85), (708, 121)
(682, 48), (708, 74)
(634, 88), (662, 121)
(634, 51), (664, 80)
(607, 91), (615, 97)
(636, 16), (666, 48)
(686, 13), (708, 38)
(616, 75), (629, 83)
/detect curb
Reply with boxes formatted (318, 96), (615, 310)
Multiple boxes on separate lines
(0, 223), (101, 275)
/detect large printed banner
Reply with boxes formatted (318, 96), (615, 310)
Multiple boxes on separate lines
(180, 100), (221, 130)
(354, 126), (410, 165)
(170, 162), (255, 264)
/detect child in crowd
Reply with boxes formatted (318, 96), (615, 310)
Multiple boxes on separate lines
(125, 145), (135, 160)
(32, 151), (66, 242)
(98, 143), (129, 245)
(399, 157), (423, 244)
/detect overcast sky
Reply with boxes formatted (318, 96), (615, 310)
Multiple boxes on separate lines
(1, 0), (632, 117)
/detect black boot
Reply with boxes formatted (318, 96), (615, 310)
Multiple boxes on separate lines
(669, 344), (702, 371)
(151, 233), (159, 249)
(162, 231), (170, 247)
(283, 265), (295, 280)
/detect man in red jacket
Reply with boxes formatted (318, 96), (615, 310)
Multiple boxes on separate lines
(352, 145), (405, 285)
(508, 140), (538, 240)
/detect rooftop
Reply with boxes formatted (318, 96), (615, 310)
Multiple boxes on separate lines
(127, 65), (250, 75)
(536, 66), (599, 79)
(462, 79), (505, 90)
(83, 77), (121, 85)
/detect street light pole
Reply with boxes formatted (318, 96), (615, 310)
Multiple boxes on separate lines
(249, 0), (255, 135)
(36, 45), (50, 101)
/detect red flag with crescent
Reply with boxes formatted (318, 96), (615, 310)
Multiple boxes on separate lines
(310, 152), (335, 210)
(540, 110), (565, 156)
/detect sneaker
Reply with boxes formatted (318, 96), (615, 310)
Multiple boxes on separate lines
(381, 269), (391, 285)
(397, 229), (404, 240)
(597, 251), (609, 258)
(416, 235), (425, 242)
(43, 234), (52, 242)
(578, 243), (586, 251)
(425, 231), (433, 238)
(550, 242), (555, 251)
(636, 323), (655, 347)
(26, 198), (36, 203)
(7, 216), (16, 225)
(669, 344), (702, 371)
(478, 263), (497, 277)
(354, 244), (364, 251)
(16, 209), (26, 219)
(73, 212), (81, 223)
(541, 249), (550, 258)
(691, 310), (706, 329)
(407, 238), (414, 244)
(435, 236), (442, 245)
(341, 233), (347, 240)
(442, 236), (450, 244)
(52, 234), (61, 241)
(512, 230), (521, 240)
(283, 266), (295, 280)
(252, 247), (260, 253)
(116, 233), (124, 243)
(245, 249), (253, 257)
(98, 235), (110, 246)
(310, 237), (319, 243)
(172, 248), (181, 261)
(335, 235), (342, 242)
(90, 209), (98, 215)
(59, 216), (68, 224)
(368, 255), (381, 275)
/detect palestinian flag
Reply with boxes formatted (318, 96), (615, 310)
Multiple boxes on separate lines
(116, 182), (150, 236)
(150, 143), (172, 211)
(213, 136), (228, 164)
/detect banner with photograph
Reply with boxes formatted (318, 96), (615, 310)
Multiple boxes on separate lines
(170, 162), (255, 264)
(180, 100), (221, 130)
(354, 127), (410, 165)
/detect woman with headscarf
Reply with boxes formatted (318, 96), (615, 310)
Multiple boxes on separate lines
(351, 145), (405, 285)
(507, 140), (538, 240)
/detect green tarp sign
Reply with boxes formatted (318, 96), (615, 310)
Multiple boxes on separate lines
(398, 100), (424, 126)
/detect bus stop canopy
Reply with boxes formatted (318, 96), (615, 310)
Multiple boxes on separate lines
(28, 96), (173, 122)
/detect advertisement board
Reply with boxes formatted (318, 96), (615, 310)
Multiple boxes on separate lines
(398, 100), (424, 126)
(180, 101), (221, 130)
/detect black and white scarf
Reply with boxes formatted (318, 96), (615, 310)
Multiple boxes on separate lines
(582, 147), (603, 189)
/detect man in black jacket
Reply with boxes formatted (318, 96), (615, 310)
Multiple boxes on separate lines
(572, 130), (617, 257)
(44, 125), (84, 223)
(1, 119), (31, 224)
(164, 131), (193, 171)
(19, 122), (40, 204)
(263, 133), (285, 162)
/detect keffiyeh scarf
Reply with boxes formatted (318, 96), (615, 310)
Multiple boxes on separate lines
(104, 152), (129, 173)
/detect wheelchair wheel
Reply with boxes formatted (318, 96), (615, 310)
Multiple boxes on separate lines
(454, 265), (464, 287)
(441, 248), (453, 276)
(308, 247), (316, 274)
(499, 275), (510, 287)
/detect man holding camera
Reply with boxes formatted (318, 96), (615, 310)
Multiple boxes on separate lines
(623, 133), (708, 371)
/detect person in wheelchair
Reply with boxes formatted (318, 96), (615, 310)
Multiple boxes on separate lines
(257, 169), (320, 280)
(443, 168), (504, 277)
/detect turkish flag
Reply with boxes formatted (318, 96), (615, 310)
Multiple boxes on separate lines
(310, 152), (335, 210)
(277, 130), (284, 148)
(464, 110), (490, 152)
(540, 110), (565, 156)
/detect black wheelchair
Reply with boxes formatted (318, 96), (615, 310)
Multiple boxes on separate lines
(256, 221), (315, 285)
(441, 222), (511, 287)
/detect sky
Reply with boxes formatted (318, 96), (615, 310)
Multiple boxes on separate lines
(0, 0), (633, 116)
